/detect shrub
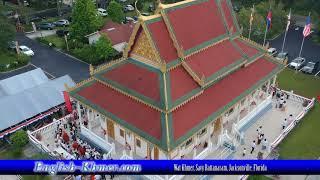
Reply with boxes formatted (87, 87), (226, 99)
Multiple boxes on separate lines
(10, 130), (29, 150)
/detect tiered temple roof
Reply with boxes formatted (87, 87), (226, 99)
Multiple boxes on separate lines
(69, 0), (284, 153)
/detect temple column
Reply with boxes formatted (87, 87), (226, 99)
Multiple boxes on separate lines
(272, 75), (277, 87)
(76, 101), (82, 123)
(266, 79), (271, 95)
(86, 108), (90, 128)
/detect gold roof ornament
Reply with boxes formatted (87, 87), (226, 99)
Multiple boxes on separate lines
(89, 64), (94, 75)
(64, 83), (70, 91)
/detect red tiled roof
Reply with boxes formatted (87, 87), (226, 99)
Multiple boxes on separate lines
(103, 63), (160, 101)
(100, 21), (135, 45)
(186, 40), (243, 78)
(147, 18), (179, 63)
(172, 58), (277, 140)
(169, 66), (199, 101)
(221, 0), (236, 33)
(234, 39), (260, 57)
(77, 82), (162, 140)
(166, 0), (226, 51)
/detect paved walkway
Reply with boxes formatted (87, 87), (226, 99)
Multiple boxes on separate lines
(26, 30), (57, 39)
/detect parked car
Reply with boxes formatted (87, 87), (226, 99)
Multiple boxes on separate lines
(37, 22), (55, 30)
(289, 57), (306, 70)
(124, 5), (134, 12)
(275, 52), (288, 61)
(53, 19), (70, 27)
(19, 45), (34, 56)
(149, 4), (155, 12)
(301, 61), (319, 74)
(141, 12), (150, 16)
(133, 16), (138, 21)
(124, 17), (135, 23)
(267, 47), (278, 57)
(118, 0), (127, 2)
(56, 30), (69, 37)
(97, 8), (108, 16)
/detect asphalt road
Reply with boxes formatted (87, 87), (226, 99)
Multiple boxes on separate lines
(270, 27), (320, 73)
(0, 33), (89, 83)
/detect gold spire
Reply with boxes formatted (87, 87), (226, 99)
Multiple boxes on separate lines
(64, 83), (70, 91)
(89, 64), (94, 75)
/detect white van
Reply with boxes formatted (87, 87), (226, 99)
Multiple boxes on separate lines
(97, 8), (108, 16)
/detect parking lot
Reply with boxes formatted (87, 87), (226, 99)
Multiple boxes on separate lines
(0, 33), (90, 82)
(270, 27), (320, 75)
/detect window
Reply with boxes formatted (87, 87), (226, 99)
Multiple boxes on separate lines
(136, 138), (141, 148)
(185, 138), (193, 147)
(228, 108), (234, 115)
(198, 128), (207, 137)
(119, 129), (124, 138)
(241, 99), (246, 105)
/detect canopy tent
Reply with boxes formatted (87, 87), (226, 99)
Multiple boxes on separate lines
(0, 68), (75, 134)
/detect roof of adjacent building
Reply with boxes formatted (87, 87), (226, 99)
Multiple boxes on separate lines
(99, 21), (136, 45)
(69, 0), (284, 152)
(0, 68), (75, 132)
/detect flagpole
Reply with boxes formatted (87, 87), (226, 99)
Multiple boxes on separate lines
(248, 5), (254, 40)
(263, 25), (268, 47)
(281, 9), (291, 53)
(298, 12), (311, 57)
(298, 36), (305, 57)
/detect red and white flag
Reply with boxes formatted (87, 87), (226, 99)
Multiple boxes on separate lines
(303, 16), (312, 37)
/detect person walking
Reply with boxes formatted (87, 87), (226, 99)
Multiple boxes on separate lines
(262, 138), (268, 151)
(257, 134), (264, 145)
(242, 148), (246, 157)
(251, 140), (256, 154)
(282, 118), (288, 130)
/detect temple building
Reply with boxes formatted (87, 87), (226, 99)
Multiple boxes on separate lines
(67, 0), (285, 160)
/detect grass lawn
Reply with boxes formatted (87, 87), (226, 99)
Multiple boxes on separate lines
(277, 68), (320, 159)
(0, 51), (17, 65)
(41, 35), (66, 49)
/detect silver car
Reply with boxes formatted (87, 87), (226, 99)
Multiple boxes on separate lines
(276, 52), (288, 61)
(301, 61), (319, 74)
(289, 57), (306, 70)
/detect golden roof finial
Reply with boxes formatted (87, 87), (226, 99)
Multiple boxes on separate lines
(160, 62), (166, 73)
(89, 64), (94, 75)
(64, 83), (70, 91)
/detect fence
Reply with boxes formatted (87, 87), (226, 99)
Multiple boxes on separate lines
(239, 93), (315, 180)
(270, 97), (315, 149)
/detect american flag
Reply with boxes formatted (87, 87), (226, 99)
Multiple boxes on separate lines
(266, 11), (272, 30)
(303, 16), (312, 37)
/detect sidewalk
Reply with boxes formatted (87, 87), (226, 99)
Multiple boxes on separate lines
(26, 30), (56, 39)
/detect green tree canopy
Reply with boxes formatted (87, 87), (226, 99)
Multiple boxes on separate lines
(95, 34), (115, 61)
(107, 1), (124, 23)
(10, 130), (29, 149)
(0, 15), (15, 51)
(238, 0), (287, 42)
(70, 0), (102, 42)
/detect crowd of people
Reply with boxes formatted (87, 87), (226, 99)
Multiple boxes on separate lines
(53, 111), (109, 160)
(272, 87), (289, 111)
(242, 126), (269, 159)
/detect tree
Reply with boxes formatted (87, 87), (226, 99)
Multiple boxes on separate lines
(95, 35), (115, 61)
(238, 0), (287, 42)
(0, 15), (15, 51)
(10, 130), (29, 149)
(107, 1), (124, 23)
(70, 0), (102, 42)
